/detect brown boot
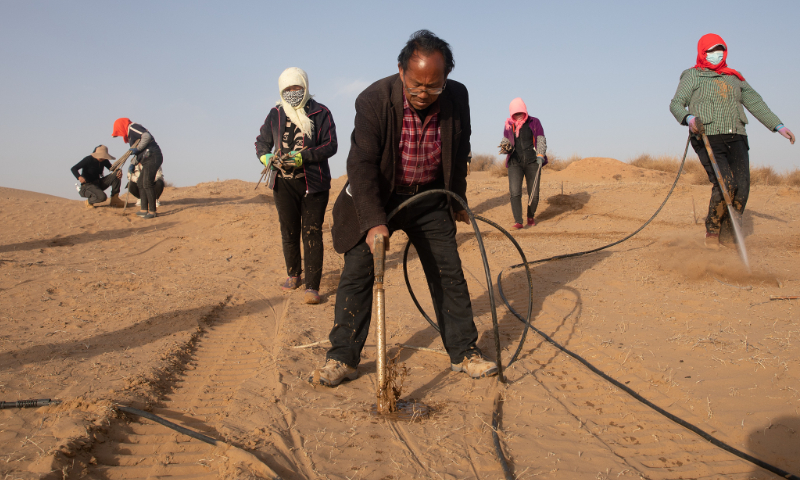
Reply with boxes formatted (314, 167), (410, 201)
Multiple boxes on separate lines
(85, 199), (95, 209)
(109, 194), (125, 208)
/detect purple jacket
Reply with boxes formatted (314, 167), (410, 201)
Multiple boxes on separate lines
(503, 116), (547, 167)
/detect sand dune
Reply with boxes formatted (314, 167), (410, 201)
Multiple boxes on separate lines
(1, 158), (798, 479)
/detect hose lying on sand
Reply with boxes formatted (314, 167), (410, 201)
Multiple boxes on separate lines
(394, 136), (798, 480)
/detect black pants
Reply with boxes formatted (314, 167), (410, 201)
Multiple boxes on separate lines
(508, 160), (541, 223)
(273, 176), (329, 291)
(326, 188), (480, 368)
(129, 179), (164, 200)
(138, 148), (163, 213)
(691, 134), (749, 242)
(80, 174), (120, 205)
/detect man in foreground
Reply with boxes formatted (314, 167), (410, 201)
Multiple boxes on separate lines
(310, 30), (498, 387)
(71, 145), (124, 208)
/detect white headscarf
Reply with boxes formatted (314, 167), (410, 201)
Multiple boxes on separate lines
(277, 67), (313, 138)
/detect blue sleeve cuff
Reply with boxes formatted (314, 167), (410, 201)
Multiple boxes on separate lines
(775, 124), (785, 132)
(686, 115), (695, 125)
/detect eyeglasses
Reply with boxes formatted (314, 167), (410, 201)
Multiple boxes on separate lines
(402, 75), (446, 97)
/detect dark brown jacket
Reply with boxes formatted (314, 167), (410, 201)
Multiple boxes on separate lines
(331, 74), (472, 254)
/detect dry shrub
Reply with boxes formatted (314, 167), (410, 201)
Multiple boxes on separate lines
(750, 165), (782, 186)
(629, 153), (708, 185)
(470, 154), (496, 172)
(489, 162), (508, 177)
(545, 153), (580, 171)
(786, 168), (800, 187)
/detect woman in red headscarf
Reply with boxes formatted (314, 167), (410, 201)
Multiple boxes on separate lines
(112, 118), (163, 219)
(499, 98), (547, 229)
(670, 34), (794, 247)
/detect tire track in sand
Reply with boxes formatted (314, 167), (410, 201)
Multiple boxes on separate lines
(88, 292), (281, 479)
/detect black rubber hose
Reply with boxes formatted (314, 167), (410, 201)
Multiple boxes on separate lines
(0, 399), (61, 409)
(386, 190), (506, 382)
(508, 135), (692, 270)
(497, 285), (799, 479)
(117, 405), (219, 446)
(401, 214), (535, 367)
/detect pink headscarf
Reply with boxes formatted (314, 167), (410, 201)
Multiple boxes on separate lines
(505, 98), (529, 138)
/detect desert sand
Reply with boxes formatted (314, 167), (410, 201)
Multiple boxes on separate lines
(1, 157), (798, 479)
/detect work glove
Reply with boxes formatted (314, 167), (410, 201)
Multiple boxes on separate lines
(284, 151), (303, 167)
(776, 124), (796, 144)
(536, 156), (544, 167)
(128, 164), (135, 174)
(259, 153), (274, 167)
(129, 147), (140, 156)
(498, 138), (513, 154)
(687, 115), (700, 133)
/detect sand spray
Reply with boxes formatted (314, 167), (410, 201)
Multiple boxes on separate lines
(727, 205), (750, 272)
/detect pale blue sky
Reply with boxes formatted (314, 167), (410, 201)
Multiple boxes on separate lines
(1, 0), (797, 199)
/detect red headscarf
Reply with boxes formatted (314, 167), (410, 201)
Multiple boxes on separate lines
(693, 33), (744, 81)
(505, 98), (529, 138)
(112, 118), (132, 143)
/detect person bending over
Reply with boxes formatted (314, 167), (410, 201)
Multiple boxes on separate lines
(255, 67), (338, 304)
(71, 145), (124, 208)
(670, 33), (794, 247)
(310, 30), (498, 387)
(112, 118), (163, 219)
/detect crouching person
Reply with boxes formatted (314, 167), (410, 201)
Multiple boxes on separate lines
(127, 163), (165, 207)
(255, 67), (337, 304)
(71, 145), (124, 208)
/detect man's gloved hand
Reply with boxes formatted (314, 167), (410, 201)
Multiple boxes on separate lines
(259, 153), (274, 167)
(536, 156), (544, 167)
(129, 148), (139, 156)
(776, 124), (796, 145)
(687, 115), (700, 133)
(128, 164), (135, 174)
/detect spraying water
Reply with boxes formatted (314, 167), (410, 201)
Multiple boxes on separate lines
(727, 206), (750, 272)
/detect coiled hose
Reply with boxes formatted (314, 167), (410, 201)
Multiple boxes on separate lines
(395, 136), (798, 480)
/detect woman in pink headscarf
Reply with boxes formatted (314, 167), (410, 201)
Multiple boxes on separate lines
(670, 33), (794, 247)
(500, 98), (547, 229)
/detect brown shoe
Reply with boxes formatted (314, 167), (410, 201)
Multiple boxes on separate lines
(85, 199), (95, 209)
(451, 355), (498, 379)
(308, 359), (358, 387)
(109, 194), (125, 208)
(304, 289), (321, 304)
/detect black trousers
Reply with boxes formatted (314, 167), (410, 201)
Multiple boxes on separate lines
(80, 174), (120, 205)
(138, 148), (163, 212)
(326, 188), (480, 368)
(508, 160), (541, 223)
(272, 176), (329, 291)
(691, 134), (749, 242)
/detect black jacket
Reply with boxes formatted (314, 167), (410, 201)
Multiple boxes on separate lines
(331, 74), (471, 254)
(254, 99), (337, 194)
(71, 155), (111, 183)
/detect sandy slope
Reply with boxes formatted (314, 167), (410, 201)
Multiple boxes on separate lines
(0, 159), (798, 479)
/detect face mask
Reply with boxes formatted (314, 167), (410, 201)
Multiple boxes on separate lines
(282, 88), (305, 108)
(706, 51), (724, 66)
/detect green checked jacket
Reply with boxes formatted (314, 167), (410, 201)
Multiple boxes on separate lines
(670, 68), (783, 136)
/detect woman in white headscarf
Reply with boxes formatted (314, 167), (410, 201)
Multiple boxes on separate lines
(255, 67), (338, 304)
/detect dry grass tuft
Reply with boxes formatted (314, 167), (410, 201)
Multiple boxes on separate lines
(470, 154), (497, 172)
(545, 153), (581, 171)
(750, 165), (782, 186)
(629, 153), (708, 185)
(786, 168), (800, 187)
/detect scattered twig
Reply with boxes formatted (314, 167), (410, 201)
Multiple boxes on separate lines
(770, 295), (799, 301)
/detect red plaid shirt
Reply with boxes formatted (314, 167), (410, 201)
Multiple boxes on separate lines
(396, 95), (442, 186)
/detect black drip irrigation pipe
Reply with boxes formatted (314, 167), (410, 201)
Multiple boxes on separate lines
(117, 405), (219, 446)
(1, 399), (61, 409)
(396, 136), (799, 480)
